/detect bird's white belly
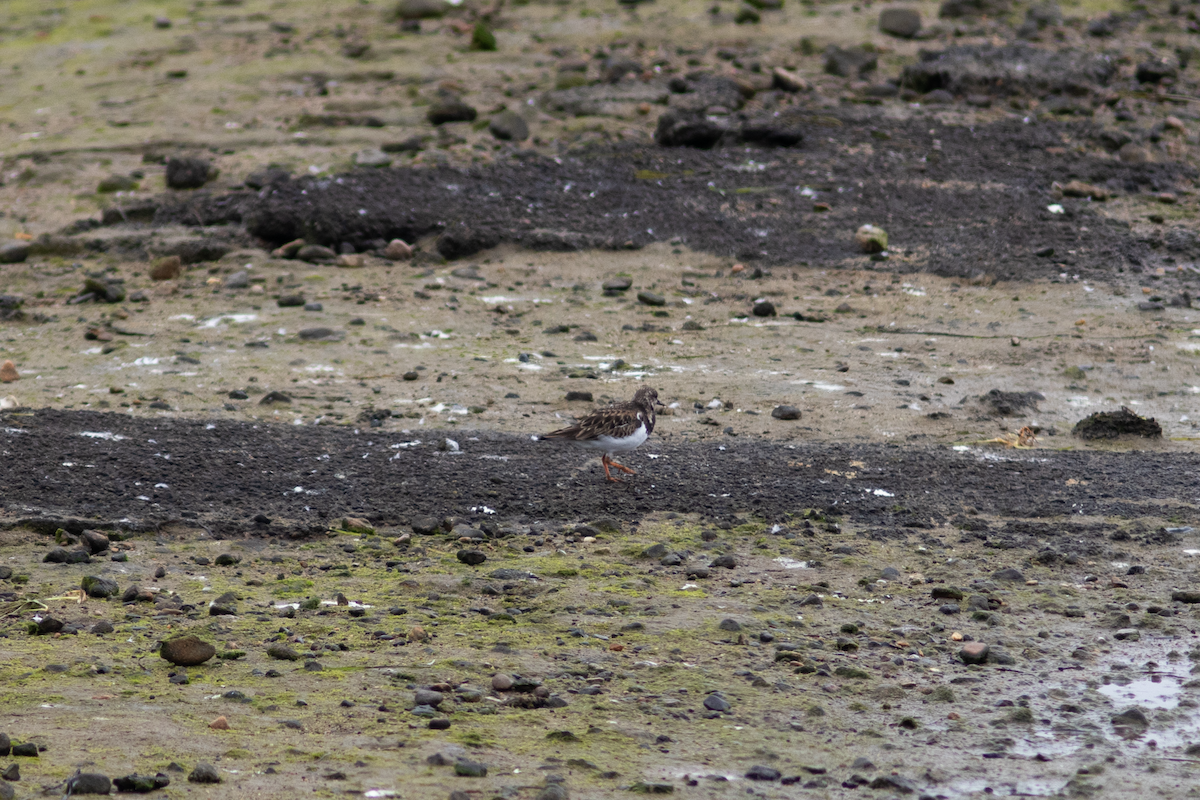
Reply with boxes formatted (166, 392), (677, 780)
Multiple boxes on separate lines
(585, 426), (648, 454)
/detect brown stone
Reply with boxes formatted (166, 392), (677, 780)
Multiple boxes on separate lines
(1059, 180), (1108, 201)
(492, 673), (514, 691)
(271, 238), (306, 259)
(383, 239), (413, 261)
(0, 360), (17, 383)
(959, 641), (990, 664)
(149, 255), (182, 281)
(160, 634), (216, 666)
(209, 715), (230, 730)
(336, 254), (365, 268)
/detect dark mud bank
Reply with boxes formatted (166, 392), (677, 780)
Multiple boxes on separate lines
(144, 113), (1197, 282)
(1, 410), (1195, 538)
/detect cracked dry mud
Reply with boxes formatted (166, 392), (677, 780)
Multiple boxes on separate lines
(2, 0), (1200, 796)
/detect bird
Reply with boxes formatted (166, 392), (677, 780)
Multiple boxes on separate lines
(542, 386), (664, 482)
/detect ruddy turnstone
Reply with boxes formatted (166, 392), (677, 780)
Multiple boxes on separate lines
(543, 386), (663, 482)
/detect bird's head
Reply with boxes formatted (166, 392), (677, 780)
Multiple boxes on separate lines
(634, 386), (664, 408)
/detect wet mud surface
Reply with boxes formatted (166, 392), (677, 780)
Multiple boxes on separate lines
(5, 0), (1200, 796)
(1, 408), (1197, 535)
(157, 116), (1194, 282)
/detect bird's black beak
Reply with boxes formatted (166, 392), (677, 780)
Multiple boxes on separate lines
(655, 399), (665, 407)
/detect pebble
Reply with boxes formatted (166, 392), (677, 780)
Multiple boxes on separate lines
(771, 405), (801, 421)
(415, 689), (444, 707)
(1, 764), (15, 780)
(209, 716), (230, 730)
(165, 156), (213, 190)
(492, 673), (514, 691)
(0, 361), (18, 383)
(710, 554), (737, 569)
(745, 765), (781, 781)
(160, 635), (216, 666)
(489, 110), (530, 142)
(959, 641), (990, 665)
(353, 148), (393, 168)
(454, 760), (488, 777)
(81, 576), (119, 598)
(0, 243), (30, 265)
(66, 774), (111, 795)
(384, 239), (413, 260)
(187, 763), (221, 784)
(752, 300), (776, 317)
(10, 744), (36, 758)
(879, 7), (921, 37)
(224, 271), (249, 289)
(81, 530), (110, 554)
(603, 277), (632, 293)
(149, 256), (182, 281)
(427, 99), (478, 126)
(429, 718), (451, 730)
(296, 244), (337, 263)
(637, 291), (666, 306)
(1112, 707), (1149, 728)
(456, 551), (484, 568)
(113, 774), (170, 793)
(771, 66), (808, 92)
(855, 224), (888, 253)
(703, 693), (731, 712)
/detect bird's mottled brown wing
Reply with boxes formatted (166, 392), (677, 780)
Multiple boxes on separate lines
(544, 401), (644, 441)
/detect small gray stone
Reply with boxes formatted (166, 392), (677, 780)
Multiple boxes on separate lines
(959, 641), (990, 665)
(427, 99), (478, 126)
(771, 405), (801, 421)
(637, 291), (666, 306)
(718, 618), (742, 632)
(394, 0), (449, 19)
(752, 300), (776, 317)
(992, 567), (1024, 581)
(187, 763), (221, 784)
(415, 689), (444, 707)
(354, 148), (393, 168)
(224, 271), (250, 289)
(0, 243), (29, 264)
(166, 157), (213, 190)
(296, 245), (337, 263)
(454, 760), (488, 777)
(879, 7), (922, 37)
(81, 529), (110, 554)
(489, 110), (530, 141)
(267, 643), (301, 661)
(66, 774), (111, 795)
(703, 693), (731, 712)
(457, 550), (487, 566)
(1112, 707), (1149, 728)
(160, 635), (216, 666)
(81, 576), (119, 598)
(745, 765), (781, 781)
(824, 45), (877, 78)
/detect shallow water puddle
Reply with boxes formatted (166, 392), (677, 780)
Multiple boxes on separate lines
(1098, 676), (1183, 709)
(198, 313), (257, 328)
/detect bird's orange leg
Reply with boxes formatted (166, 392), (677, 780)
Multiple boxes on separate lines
(601, 454), (621, 482)
(608, 458), (636, 475)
